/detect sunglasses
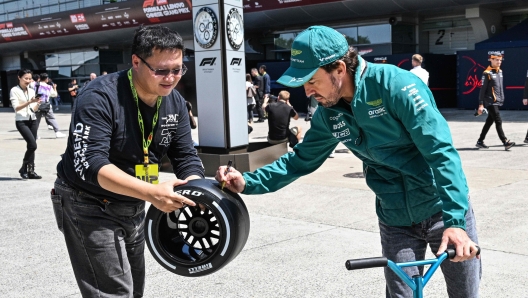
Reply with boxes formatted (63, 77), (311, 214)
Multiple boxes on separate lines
(137, 55), (187, 76)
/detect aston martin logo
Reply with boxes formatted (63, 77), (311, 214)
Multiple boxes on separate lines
(291, 49), (302, 56)
(366, 99), (382, 106)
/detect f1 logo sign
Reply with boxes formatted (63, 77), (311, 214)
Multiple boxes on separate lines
(230, 58), (242, 66)
(200, 57), (216, 66)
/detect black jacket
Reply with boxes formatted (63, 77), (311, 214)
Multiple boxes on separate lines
(479, 66), (504, 107)
(57, 70), (204, 203)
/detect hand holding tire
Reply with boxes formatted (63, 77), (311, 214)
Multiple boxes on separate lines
(150, 179), (196, 212)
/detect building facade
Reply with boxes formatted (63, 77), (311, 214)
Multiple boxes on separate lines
(1, 0), (527, 108)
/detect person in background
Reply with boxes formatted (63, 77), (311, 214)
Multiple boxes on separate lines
(260, 65), (271, 116)
(475, 53), (515, 150)
(264, 90), (302, 148)
(48, 78), (60, 111)
(36, 73), (66, 138)
(52, 25), (204, 297)
(10, 69), (42, 179)
(87, 73), (97, 85)
(68, 78), (79, 109)
(251, 68), (266, 122)
(30, 73), (40, 89)
(246, 73), (256, 124)
(102, 71), (108, 75)
(410, 54), (429, 85)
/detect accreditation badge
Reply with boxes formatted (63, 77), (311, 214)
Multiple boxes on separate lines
(135, 163), (159, 184)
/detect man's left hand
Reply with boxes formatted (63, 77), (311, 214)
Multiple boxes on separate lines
(437, 227), (480, 262)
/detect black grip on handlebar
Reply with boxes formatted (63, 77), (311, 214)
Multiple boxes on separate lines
(345, 257), (388, 270)
(446, 246), (481, 259)
(446, 249), (456, 259)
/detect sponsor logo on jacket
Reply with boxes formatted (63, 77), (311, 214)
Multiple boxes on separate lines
(366, 98), (382, 106)
(332, 128), (350, 138)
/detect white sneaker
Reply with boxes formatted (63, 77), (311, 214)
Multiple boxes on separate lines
(55, 132), (66, 138)
(328, 153), (335, 158)
(36, 135), (40, 140)
(48, 125), (54, 130)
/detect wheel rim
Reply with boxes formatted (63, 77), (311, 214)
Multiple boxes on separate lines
(158, 204), (223, 263)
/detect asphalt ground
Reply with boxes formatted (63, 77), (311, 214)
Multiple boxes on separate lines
(1, 105), (527, 297)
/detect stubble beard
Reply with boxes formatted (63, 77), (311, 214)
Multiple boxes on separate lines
(320, 74), (341, 108)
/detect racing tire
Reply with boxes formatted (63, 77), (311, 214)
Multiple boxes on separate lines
(145, 179), (250, 277)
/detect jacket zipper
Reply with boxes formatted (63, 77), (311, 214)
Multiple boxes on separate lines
(349, 104), (374, 160)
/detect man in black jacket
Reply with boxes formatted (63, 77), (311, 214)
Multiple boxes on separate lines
(475, 53), (515, 150)
(251, 67), (266, 122)
(264, 90), (302, 148)
(52, 25), (204, 297)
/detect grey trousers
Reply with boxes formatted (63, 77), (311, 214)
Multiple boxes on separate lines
(379, 203), (481, 298)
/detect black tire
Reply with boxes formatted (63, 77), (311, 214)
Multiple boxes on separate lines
(145, 179), (250, 277)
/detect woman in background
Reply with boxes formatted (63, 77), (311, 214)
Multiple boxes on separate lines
(10, 69), (42, 179)
(246, 73), (256, 124)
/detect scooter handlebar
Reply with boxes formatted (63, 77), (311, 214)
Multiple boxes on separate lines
(345, 257), (388, 270)
(445, 246), (481, 259)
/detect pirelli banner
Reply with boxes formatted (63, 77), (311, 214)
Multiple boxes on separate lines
(193, 0), (247, 150)
(0, 0), (192, 43)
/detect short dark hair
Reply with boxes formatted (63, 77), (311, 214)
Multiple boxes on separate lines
(32, 74), (40, 81)
(18, 69), (32, 78)
(259, 65), (266, 71)
(40, 73), (49, 80)
(131, 25), (185, 59)
(321, 47), (359, 82)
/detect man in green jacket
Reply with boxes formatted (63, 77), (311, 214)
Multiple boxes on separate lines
(216, 25), (480, 297)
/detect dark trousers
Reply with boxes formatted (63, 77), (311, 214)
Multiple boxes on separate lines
(52, 179), (146, 298)
(254, 91), (265, 120)
(247, 104), (255, 122)
(15, 119), (39, 164)
(71, 96), (76, 109)
(478, 105), (507, 142)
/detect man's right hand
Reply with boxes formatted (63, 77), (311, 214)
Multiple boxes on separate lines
(215, 166), (245, 193)
(149, 179), (196, 213)
(523, 99), (527, 105)
(477, 105), (484, 115)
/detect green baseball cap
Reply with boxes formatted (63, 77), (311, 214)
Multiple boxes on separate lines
(277, 25), (348, 88)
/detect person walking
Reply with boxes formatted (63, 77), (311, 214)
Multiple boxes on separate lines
(51, 25), (204, 297)
(9, 69), (43, 179)
(216, 25), (481, 298)
(35, 73), (66, 138)
(475, 53), (515, 150)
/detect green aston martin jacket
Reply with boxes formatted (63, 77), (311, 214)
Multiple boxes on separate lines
(242, 56), (469, 229)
